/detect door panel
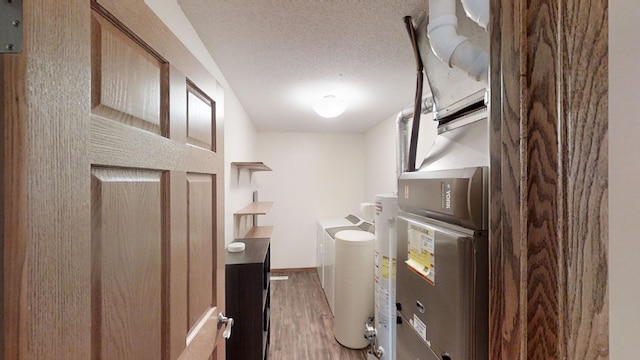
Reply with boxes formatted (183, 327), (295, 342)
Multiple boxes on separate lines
(91, 14), (163, 134)
(187, 84), (215, 150)
(91, 168), (164, 359)
(88, 3), (224, 359)
(187, 173), (214, 330)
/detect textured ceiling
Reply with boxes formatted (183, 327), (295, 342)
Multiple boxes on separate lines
(178, 0), (428, 133)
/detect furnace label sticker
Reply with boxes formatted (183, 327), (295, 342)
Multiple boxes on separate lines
(411, 314), (427, 342)
(405, 221), (435, 285)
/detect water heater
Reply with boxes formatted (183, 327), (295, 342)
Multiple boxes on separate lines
(374, 194), (399, 359)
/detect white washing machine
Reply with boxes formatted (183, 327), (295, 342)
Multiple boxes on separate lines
(319, 218), (374, 315)
(316, 215), (362, 289)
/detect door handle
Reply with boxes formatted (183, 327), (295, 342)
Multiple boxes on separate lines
(217, 312), (234, 339)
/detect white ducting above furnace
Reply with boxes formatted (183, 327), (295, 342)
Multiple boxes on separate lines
(461, 0), (489, 30)
(427, 0), (489, 83)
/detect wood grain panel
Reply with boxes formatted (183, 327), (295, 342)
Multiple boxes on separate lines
(187, 84), (215, 151)
(92, 168), (164, 359)
(526, 1), (561, 358)
(187, 174), (214, 331)
(489, 1), (527, 359)
(91, 115), (222, 173)
(89, 6), (227, 358)
(177, 310), (221, 360)
(269, 271), (367, 360)
(167, 66), (189, 360)
(0, 55), (4, 358)
(91, 13), (163, 134)
(2, 1), (92, 358)
(95, 0), (221, 103)
(559, 0), (609, 358)
(2, 1), (224, 359)
(491, 0), (608, 359)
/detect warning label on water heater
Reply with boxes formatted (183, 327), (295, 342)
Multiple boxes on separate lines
(381, 256), (396, 280)
(405, 221), (435, 285)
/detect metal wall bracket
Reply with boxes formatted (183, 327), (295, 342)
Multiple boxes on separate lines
(1, 0), (23, 54)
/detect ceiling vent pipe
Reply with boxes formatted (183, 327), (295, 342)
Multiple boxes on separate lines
(461, 0), (489, 30)
(427, 0), (489, 83)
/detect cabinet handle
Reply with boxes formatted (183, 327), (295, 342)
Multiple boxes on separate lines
(217, 312), (234, 339)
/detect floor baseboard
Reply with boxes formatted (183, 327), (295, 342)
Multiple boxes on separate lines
(272, 267), (316, 273)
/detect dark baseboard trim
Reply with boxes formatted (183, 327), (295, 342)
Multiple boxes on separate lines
(272, 267), (316, 273)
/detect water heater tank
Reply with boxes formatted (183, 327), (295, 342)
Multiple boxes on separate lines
(374, 194), (399, 359)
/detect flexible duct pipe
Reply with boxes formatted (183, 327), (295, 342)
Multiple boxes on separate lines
(427, 0), (489, 83)
(403, 16), (424, 173)
(395, 97), (433, 179)
(396, 109), (412, 178)
(461, 0), (489, 30)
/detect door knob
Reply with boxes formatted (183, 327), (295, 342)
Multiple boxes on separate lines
(217, 312), (234, 339)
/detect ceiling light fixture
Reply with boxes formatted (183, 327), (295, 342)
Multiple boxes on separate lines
(313, 95), (347, 118)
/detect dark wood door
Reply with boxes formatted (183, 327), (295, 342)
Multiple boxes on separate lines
(488, 1), (608, 359)
(1, 1), (225, 359)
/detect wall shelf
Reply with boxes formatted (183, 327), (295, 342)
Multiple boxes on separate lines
(231, 162), (272, 172)
(244, 226), (273, 239)
(231, 162), (272, 182)
(235, 201), (273, 215)
(234, 202), (273, 239)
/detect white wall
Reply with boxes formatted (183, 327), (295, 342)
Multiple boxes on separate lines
(145, 0), (259, 246)
(364, 112), (438, 202)
(364, 114), (398, 202)
(225, 97), (259, 245)
(256, 132), (365, 269)
(609, 2), (639, 358)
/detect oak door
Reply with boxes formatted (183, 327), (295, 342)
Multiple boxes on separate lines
(1, 1), (225, 359)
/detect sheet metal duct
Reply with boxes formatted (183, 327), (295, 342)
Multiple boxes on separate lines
(414, 2), (489, 120)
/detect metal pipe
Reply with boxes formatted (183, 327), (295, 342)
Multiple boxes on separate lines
(364, 317), (384, 359)
(396, 97), (434, 178)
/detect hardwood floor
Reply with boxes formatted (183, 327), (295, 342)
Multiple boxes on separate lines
(269, 271), (369, 360)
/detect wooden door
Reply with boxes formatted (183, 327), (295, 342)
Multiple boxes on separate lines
(1, 0), (225, 359)
(488, 0), (608, 359)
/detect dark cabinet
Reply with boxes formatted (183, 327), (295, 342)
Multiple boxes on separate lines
(225, 238), (270, 360)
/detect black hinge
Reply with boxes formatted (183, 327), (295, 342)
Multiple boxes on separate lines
(1, 0), (22, 54)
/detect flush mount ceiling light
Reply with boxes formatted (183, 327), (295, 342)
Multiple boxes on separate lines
(313, 95), (347, 118)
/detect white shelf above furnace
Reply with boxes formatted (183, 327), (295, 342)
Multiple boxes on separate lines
(231, 162), (272, 182)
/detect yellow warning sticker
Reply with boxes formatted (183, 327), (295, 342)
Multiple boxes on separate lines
(382, 256), (390, 280)
(406, 222), (435, 285)
(392, 258), (397, 280)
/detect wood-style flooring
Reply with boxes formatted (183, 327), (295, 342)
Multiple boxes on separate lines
(269, 271), (369, 360)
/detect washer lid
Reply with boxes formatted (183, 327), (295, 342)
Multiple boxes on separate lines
(334, 230), (375, 242)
